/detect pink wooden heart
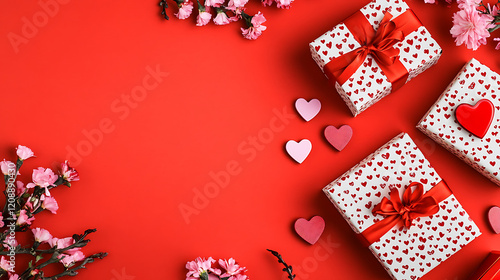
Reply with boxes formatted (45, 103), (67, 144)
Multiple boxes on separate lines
(285, 140), (312, 164)
(294, 216), (325, 245)
(295, 98), (321, 122)
(488, 206), (500, 234)
(324, 125), (353, 151)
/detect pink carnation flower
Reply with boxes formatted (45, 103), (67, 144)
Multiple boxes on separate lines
(3, 236), (18, 250)
(186, 257), (220, 280)
(0, 213), (3, 228)
(219, 258), (246, 277)
(490, 4), (500, 16)
(0, 256), (11, 272)
(261, 0), (273, 6)
(32, 228), (53, 243)
(450, 6), (494, 50)
(276, 0), (293, 9)
(214, 11), (230, 25)
(457, 0), (480, 10)
(241, 12), (267, 40)
(16, 210), (34, 226)
(228, 7), (244, 22)
(228, 0), (249, 9)
(41, 195), (59, 214)
(0, 160), (15, 176)
(49, 236), (82, 256)
(27, 167), (58, 196)
(8, 273), (19, 280)
(72, 250), (86, 262)
(15, 181), (26, 196)
(205, 0), (224, 7)
(16, 145), (34, 161)
(49, 237), (72, 249)
(58, 251), (84, 268)
(175, 1), (194, 19)
(197, 11), (213, 26)
(60, 160), (79, 182)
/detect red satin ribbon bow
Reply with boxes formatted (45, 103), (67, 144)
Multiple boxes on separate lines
(324, 9), (422, 91)
(359, 181), (452, 246)
(372, 182), (439, 228)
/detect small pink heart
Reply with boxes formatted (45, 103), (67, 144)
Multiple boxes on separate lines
(294, 216), (325, 245)
(295, 98), (321, 122)
(285, 140), (312, 164)
(324, 125), (353, 151)
(488, 206), (500, 234)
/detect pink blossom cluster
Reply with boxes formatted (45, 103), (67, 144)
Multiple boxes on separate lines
(428, 0), (500, 50)
(165, 0), (291, 40)
(0, 145), (105, 279)
(186, 257), (248, 280)
(450, 0), (497, 50)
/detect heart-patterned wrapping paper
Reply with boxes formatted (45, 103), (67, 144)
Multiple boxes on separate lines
(417, 59), (500, 186)
(323, 133), (480, 280)
(309, 0), (442, 116)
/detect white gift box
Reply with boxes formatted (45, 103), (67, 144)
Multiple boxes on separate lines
(417, 58), (500, 186)
(310, 0), (442, 116)
(323, 133), (480, 280)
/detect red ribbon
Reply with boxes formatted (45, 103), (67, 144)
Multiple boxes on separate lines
(359, 181), (452, 246)
(324, 9), (422, 92)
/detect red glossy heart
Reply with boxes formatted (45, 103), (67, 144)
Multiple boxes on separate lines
(455, 99), (495, 138)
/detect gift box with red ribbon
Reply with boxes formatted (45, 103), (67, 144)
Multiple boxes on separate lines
(323, 133), (480, 280)
(310, 0), (442, 116)
(417, 59), (500, 186)
(469, 251), (500, 280)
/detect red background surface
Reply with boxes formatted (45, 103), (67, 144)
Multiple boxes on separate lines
(1, 0), (500, 279)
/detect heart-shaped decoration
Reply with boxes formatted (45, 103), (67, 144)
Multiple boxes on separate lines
(324, 125), (353, 151)
(285, 140), (312, 164)
(488, 206), (500, 234)
(455, 99), (495, 138)
(295, 98), (321, 122)
(294, 216), (325, 245)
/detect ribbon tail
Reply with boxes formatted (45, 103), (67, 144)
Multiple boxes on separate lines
(358, 215), (401, 246)
(324, 50), (367, 85)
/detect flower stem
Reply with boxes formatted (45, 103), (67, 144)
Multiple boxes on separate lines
(159, 0), (169, 20)
(267, 249), (295, 280)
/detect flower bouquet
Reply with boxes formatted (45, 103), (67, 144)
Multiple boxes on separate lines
(160, 0), (294, 40)
(426, 0), (500, 50)
(186, 257), (248, 280)
(0, 145), (106, 279)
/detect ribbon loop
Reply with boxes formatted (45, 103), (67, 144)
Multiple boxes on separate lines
(372, 182), (439, 228)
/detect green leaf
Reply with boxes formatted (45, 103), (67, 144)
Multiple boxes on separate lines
(36, 255), (44, 263)
(200, 271), (209, 280)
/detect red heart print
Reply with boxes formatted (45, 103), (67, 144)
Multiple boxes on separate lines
(324, 125), (353, 151)
(294, 216), (325, 245)
(455, 99), (495, 138)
